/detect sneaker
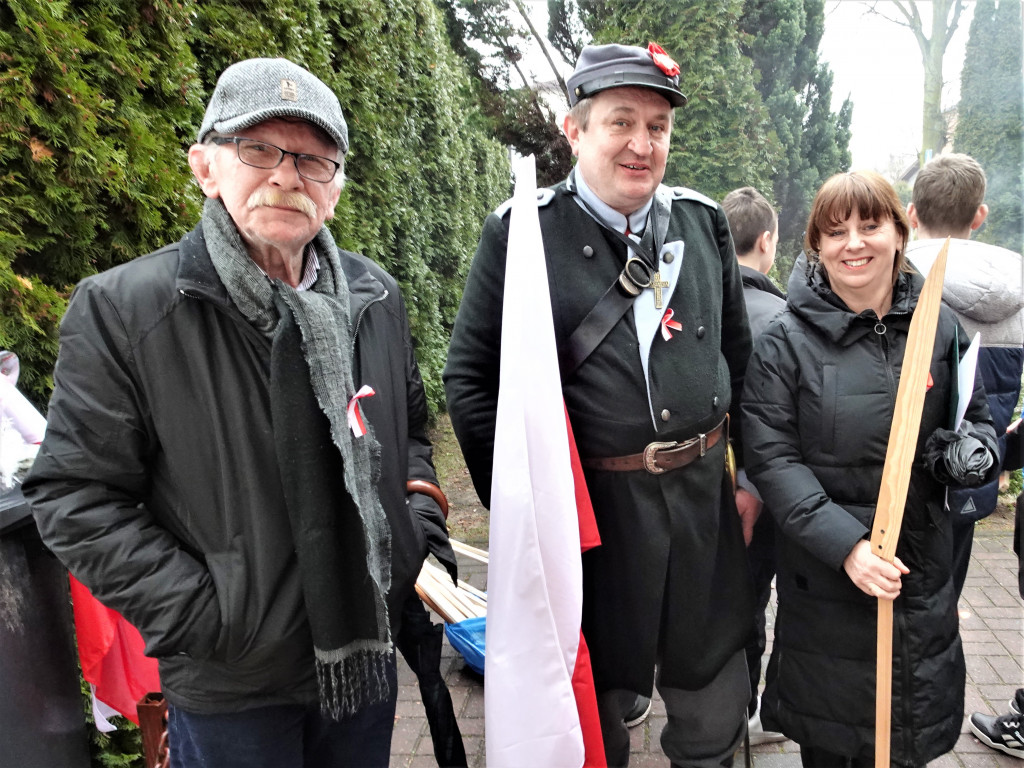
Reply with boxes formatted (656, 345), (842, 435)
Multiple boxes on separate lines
(969, 711), (1024, 759)
(1012, 696), (1023, 716)
(748, 705), (786, 745)
(624, 695), (652, 728)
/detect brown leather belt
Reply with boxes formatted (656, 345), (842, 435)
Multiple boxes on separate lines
(580, 416), (728, 475)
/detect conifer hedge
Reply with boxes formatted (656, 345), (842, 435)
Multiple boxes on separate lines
(0, 0), (509, 414)
(0, 0), (203, 404)
(954, 0), (1023, 256)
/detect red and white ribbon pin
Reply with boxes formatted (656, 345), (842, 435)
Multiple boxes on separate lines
(660, 308), (683, 341)
(347, 385), (376, 437)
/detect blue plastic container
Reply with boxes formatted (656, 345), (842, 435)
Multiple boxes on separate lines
(444, 616), (486, 675)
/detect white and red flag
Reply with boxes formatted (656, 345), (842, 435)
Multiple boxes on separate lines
(70, 576), (160, 727)
(485, 155), (605, 767)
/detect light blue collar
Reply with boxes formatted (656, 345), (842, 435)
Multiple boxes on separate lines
(572, 169), (653, 235)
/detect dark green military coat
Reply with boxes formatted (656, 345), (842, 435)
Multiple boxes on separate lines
(444, 179), (754, 693)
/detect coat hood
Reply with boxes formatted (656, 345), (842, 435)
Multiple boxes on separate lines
(906, 239), (1024, 326)
(786, 253), (919, 346)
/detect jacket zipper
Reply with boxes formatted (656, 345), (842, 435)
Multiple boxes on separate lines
(351, 289), (388, 352)
(178, 289), (270, 346)
(182, 283), (389, 369)
(874, 321), (899, 406)
(895, 606), (914, 763)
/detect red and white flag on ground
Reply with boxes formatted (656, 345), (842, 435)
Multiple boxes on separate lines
(70, 575), (160, 727)
(485, 154), (606, 768)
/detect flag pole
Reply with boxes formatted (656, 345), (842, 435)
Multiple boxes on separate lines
(870, 238), (950, 766)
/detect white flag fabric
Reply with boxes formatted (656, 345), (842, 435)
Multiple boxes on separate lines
(484, 155), (587, 768)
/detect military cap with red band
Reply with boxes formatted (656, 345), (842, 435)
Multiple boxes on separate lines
(567, 42), (686, 108)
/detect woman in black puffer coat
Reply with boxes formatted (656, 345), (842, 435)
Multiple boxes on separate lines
(741, 171), (999, 768)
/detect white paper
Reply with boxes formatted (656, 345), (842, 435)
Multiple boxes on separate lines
(954, 332), (981, 431)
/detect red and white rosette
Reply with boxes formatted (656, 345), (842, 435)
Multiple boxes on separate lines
(648, 42), (680, 77)
(347, 384), (376, 437)
(660, 308), (682, 341)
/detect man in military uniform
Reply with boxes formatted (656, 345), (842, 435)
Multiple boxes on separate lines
(444, 43), (755, 767)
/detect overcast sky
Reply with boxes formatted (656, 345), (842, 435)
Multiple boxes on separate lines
(819, 0), (974, 174)
(519, 0), (977, 178)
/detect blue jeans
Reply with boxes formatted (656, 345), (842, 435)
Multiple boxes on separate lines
(168, 659), (398, 768)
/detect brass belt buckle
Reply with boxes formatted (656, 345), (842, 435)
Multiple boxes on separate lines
(643, 440), (678, 474)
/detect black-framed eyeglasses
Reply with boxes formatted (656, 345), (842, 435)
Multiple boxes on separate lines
(210, 137), (340, 183)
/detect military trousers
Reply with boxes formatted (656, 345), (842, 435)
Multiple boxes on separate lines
(597, 648), (748, 768)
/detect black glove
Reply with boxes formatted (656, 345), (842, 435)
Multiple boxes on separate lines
(924, 421), (995, 487)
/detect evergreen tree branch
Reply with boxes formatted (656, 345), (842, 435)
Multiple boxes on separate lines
(509, 57), (551, 123)
(509, 0), (570, 105)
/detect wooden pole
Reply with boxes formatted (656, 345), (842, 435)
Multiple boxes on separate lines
(415, 560), (488, 623)
(870, 239), (950, 766)
(451, 539), (491, 563)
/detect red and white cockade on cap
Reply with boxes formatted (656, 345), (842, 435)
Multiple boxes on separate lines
(648, 42), (680, 77)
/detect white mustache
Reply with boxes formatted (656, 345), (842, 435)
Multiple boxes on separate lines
(246, 189), (317, 219)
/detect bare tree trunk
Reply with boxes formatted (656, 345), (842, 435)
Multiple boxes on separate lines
(920, 0), (954, 164)
(871, 0), (965, 166)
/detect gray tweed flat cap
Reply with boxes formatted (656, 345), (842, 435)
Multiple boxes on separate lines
(567, 43), (686, 108)
(198, 58), (348, 154)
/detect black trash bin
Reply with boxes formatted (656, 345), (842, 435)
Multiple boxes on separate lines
(0, 488), (90, 768)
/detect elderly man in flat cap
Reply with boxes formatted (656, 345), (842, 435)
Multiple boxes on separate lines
(445, 43), (756, 767)
(24, 58), (457, 768)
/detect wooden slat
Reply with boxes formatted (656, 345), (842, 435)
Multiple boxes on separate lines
(870, 239), (949, 765)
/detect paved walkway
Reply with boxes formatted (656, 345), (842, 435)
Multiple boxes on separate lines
(392, 529), (1023, 767)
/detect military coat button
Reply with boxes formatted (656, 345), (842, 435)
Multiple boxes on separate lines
(582, 245), (594, 258)
(712, 396), (719, 407)
(660, 409), (671, 422)
(663, 253), (675, 264)
(696, 325), (706, 338)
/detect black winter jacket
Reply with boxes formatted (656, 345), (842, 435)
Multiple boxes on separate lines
(24, 222), (452, 713)
(739, 265), (786, 339)
(741, 258), (998, 765)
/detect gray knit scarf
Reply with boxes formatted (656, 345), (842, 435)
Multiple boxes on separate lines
(202, 197), (392, 718)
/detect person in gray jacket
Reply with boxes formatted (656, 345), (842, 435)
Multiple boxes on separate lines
(906, 153), (1024, 597)
(23, 58), (455, 768)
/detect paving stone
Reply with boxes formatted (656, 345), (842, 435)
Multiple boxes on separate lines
(966, 642), (1012, 659)
(985, 618), (1024, 631)
(994, 630), (1023, 651)
(750, 753), (803, 767)
(969, 656), (1003, 684)
(978, 683), (1023, 710)
(962, 628), (1000, 644)
(975, 605), (1024, 619)
(988, 652), (1024, 684)
(390, 712), (427, 755)
(985, 586), (1024, 607)
(959, 751), (1011, 767)
(963, 586), (995, 607)
(930, 752), (961, 768)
